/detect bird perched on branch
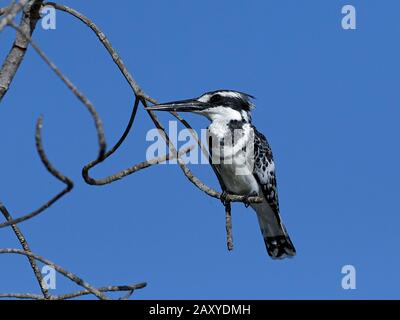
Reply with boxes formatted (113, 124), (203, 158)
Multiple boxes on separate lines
(146, 90), (296, 259)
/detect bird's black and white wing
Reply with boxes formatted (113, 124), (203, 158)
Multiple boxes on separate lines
(251, 126), (296, 258)
(252, 128), (280, 215)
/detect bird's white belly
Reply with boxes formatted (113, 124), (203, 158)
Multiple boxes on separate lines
(207, 122), (259, 196)
(216, 153), (259, 196)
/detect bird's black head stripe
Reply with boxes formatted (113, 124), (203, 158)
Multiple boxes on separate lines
(204, 90), (255, 112)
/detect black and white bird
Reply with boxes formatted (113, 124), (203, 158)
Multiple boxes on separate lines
(146, 90), (296, 259)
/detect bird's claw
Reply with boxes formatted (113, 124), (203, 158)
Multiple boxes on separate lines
(243, 196), (251, 208)
(220, 191), (230, 206)
(243, 193), (257, 208)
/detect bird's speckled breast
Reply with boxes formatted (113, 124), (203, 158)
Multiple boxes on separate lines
(207, 121), (260, 196)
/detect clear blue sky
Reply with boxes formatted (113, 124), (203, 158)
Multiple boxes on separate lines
(1, 0), (399, 299)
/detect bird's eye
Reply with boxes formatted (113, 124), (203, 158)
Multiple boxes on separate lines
(209, 94), (223, 104)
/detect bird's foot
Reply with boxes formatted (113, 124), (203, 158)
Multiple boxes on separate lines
(243, 192), (258, 208)
(220, 191), (230, 206)
(243, 196), (251, 208)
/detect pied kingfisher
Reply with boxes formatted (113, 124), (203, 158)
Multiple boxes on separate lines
(147, 90), (296, 259)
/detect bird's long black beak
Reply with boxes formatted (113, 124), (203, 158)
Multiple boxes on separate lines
(145, 98), (210, 112)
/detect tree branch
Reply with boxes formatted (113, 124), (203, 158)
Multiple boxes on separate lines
(0, 1), (264, 300)
(0, 1), (30, 32)
(54, 282), (147, 300)
(9, 21), (106, 158)
(0, 0), (43, 102)
(0, 249), (147, 300)
(0, 282), (147, 300)
(0, 205), (50, 298)
(0, 116), (73, 228)
(44, 2), (154, 102)
(44, 2), (262, 203)
(0, 249), (112, 300)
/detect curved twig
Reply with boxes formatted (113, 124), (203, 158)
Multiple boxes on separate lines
(0, 293), (44, 300)
(0, 3), (266, 302)
(82, 97), (139, 185)
(44, 2), (154, 103)
(9, 21), (106, 159)
(81, 97), (194, 185)
(55, 282), (147, 300)
(0, 205), (50, 298)
(0, 282), (147, 300)
(42, 3), (198, 188)
(43, 2), (261, 203)
(0, 116), (73, 228)
(0, 0), (30, 33)
(84, 145), (195, 186)
(0, 0), (43, 101)
(0, 248), (110, 300)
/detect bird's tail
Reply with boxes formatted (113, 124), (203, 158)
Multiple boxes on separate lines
(264, 234), (296, 259)
(251, 200), (296, 259)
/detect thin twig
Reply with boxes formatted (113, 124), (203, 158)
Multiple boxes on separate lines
(9, 21), (107, 159)
(45, 2), (262, 203)
(0, 3), (13, 17)
(0, 248), (110, 300)
(0, 0), (29, 33)
(0, 2), (264, 302)
(0, 293), (43, 300)
(0, 0), (43, 101)
(81, 97), (194, 185)
(0, 116), (73, 228)
(46, 2), (261, 203)
(0, 205), (50, 298)
(85, 143), (195, 186)
(55, 282), (147, 300)
(44, 2), (154, 102)
(0, 282), (147, 300)
(81, 97), (141, 185)
(225, 202), (233, 251)
(0, 0), (151, 301)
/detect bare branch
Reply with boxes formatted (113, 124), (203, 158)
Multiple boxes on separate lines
(46, 3), (260, 201)
(0, 282), (147, 300)
(0, 117), (73, 228)
(0, 1), (149, 301)
(0, 248), (111, 300)
(84, 143), (195, 186)
(54, 282), (147, 300)
(0, 205), (50, 298)
(0, 0), (43, 101)
(0, 1), (265, 301)
(80, 97), (193, 185)
(0, 1), (30, 33)
(9, 22), (106, 158)
(0, 249), (146, 300)
(0, 293), (43, 300)
(44, 2), (262, 204)
(44, 2), (154, 102)
(225, 202), (233, 251)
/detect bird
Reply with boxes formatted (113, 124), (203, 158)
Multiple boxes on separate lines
(146, 90), (296, 259)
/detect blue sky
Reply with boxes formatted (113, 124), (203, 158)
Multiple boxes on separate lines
(0, 0), (399, 299)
